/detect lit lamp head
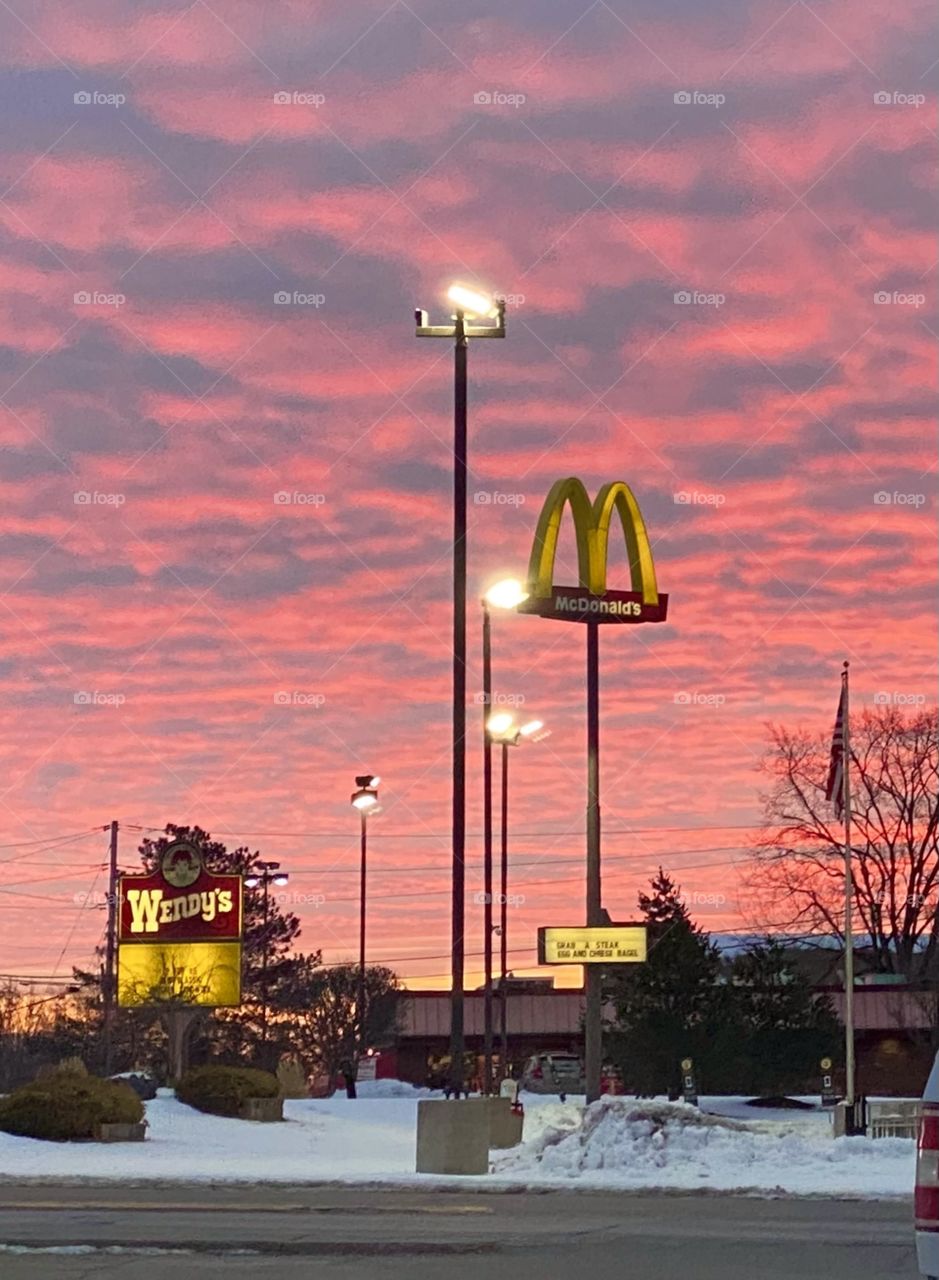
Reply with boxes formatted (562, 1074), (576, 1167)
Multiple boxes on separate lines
(447, 283), (498, 319)
(244, 874), (260, 888)
(351, 773), (381, 812)
(483, 578), (529, 610)
(487, 712), (549, 745)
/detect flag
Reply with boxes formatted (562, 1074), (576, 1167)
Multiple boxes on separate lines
(825, 676), (847, 819)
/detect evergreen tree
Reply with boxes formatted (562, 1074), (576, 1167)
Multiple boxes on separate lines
(728, 939), (840, 1094)
(606, 869), (725, 1096)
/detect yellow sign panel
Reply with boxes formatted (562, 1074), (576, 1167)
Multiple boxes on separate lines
(538, 926), (647, 965)
(117, 940), (242, 1008)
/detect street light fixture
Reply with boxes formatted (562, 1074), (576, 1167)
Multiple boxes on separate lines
(479, 578), (538, 1093)
(244, 860), (289, 1064)
(486, 708), (548, 1081)
(351, 774), (380, 1078)
(483, 578), (529, 611)
(416, 284), (506, 1097)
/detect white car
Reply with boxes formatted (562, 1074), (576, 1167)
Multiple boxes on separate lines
(916, 1053), (939, 1277)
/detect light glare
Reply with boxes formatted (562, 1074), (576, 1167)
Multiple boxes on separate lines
(487, 712), (515, 736)
(484, 578), (529, 609)
(447, 283), (496, 319)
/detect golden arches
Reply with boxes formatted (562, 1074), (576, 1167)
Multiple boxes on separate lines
(526, 477), (659, 604)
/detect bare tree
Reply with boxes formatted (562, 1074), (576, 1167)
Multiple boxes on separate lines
(747, 707), (939, 978)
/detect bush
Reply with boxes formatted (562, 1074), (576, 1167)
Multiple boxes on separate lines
(176, 1065), (280, 1117)
(0, 1069), (144, 1141)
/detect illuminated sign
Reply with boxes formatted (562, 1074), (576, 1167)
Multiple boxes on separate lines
(118, 846), (242, 944)
(117, 841), (243, 1007)
(117, 941), (242, 1008)
(521, 477), (668, 624)
(538, 925), (648, 965)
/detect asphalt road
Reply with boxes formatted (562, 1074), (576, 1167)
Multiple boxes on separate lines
(0, 1184), (918, 1279)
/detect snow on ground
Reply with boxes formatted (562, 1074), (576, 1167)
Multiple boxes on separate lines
(494, 1096), (915, 1197)
(0, 1089), (915, 1197)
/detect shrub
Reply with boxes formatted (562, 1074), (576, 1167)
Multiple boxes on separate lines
(176, 1065), (280, 1117)
(0, 1070), (144, 1142)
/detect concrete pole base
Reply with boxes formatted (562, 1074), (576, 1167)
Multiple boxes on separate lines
(415, 1099), (490, 1174)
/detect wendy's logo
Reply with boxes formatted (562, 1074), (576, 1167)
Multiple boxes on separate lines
(160, 841), (203, 889)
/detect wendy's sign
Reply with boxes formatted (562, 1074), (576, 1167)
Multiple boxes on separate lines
(118, 841), (242, 944)
(117, 841), (244, 1008)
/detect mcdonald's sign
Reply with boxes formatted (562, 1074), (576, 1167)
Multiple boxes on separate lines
(518, 477), (668, 624)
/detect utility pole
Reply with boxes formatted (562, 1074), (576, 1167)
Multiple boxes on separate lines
(103, 818), (119, 1077)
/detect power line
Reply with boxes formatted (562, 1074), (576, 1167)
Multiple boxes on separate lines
(126, 821), (759, 840)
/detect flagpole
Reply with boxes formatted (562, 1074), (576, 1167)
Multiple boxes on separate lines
(842, 660), (856, 1108)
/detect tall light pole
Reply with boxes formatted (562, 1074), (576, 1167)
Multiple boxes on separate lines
(244, 860), (289, 1065)
(480, 578), (531, 1093)
(487, 711), (547, 1080)
(416, 284), (505, 1096)
(351, 774), (380, 1060)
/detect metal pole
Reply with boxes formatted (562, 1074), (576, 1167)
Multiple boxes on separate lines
(449, 313), (468, 1096)
(103, 818), (119, 1076)
(359, 808), (367, 1057)
(482, 604), (494, 1094)
(499, 741), (509, 1075)
(261, 874), (270, 1055)
(585, 621), (602, 1104)
(842, 661), (856, 1108)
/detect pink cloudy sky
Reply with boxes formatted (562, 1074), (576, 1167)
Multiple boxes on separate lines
(0, 0), (936, 990)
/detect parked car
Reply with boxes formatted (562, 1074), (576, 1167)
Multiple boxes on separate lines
(916, 1052), (939, 1277)
(521, 1052), (585, 1096)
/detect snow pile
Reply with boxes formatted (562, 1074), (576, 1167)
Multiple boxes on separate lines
(353, 1079), (438, 1099)
(492, 1097), (915, 1196)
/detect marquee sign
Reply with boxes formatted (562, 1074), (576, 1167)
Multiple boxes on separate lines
(520, 477), (668, 624)
(538, 925), (648, 965)
(117, 841), (243, 1007)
